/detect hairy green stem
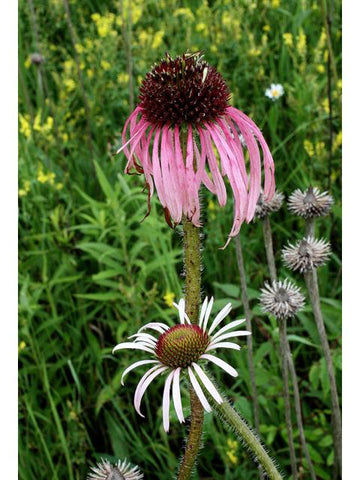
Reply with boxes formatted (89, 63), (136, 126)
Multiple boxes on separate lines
(204, 379), (283, 480)
(177, 217), (204, 480)
(235, 234), (264, 480)
(279, 318), (298, 479)
(304, 269), (342, 476)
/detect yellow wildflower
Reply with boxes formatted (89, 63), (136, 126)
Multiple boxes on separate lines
(64, 78), (76, 92)
(19, 181), (30, 197)
(337, 79), (342, 91)
(226, 450), (238, 465)
(91, 13), (101, 22)
(315, 141), (325, 157)
(87, 69), (94, 78)
(64, 59), (74, 73)
(19, 189), (27, 197)
(117, 72), (129, 84)
(303, 140), (314, 157)
(75, 43), (84, 54)
(227, 439), (238, 450)
(19, 114), (31, 139)
(272, 0), (280, 7)
(283, 33), (293, 47)
(18, 341), (26, 352)
(138, 31), (149, 46)
(152, 30), (164, 49)
(297, 29), (306, 56)
(62, 133), (69, 142)
(324, 49), (329, 62)
(37, 168), (48, 184)
(24, 55), (32, 69)
(56, 182), (64, 190)
(47, 172), (56, 185)
(208, 199), (216, 212)
(317, 64), (325, 74)
(249, 47), (261, 57)
(322, 98), (330, 114)
(174, 7), (194, 21)
(196, 22), (207, 32)
(163, 291), (175, 308)
(101, 60), (111, 71)
(210, 45), (218, 53)
(137, 75), (143, 85)
(333, 131), (342, 151)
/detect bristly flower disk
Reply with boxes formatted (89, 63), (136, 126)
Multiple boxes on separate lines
(118, 52), (275, 246)
(282, 236), (331, 273)
(288, 186), (334, 218)
(255, 190), (284, 219)
(113, 297), (250, 432)
(87, 458), (143, 480)
(260, 279), (305, 319)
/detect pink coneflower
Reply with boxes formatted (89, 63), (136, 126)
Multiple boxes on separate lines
(118, 52), (275, 245)
(113, 297), (250, 432)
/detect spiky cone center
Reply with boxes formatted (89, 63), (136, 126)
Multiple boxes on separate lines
(138, 52), (231, 127)
(155, 324), (210, 368)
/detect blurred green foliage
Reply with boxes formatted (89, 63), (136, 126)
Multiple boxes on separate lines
(19, 0), (341, 479)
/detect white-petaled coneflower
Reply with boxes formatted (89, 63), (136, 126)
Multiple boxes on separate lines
(113, 297), (250, 432)
(288, 186), (334, 218)
(260, 279), (305, 319)
(118, 52), (275, 246)
(87, 458), (143, 480)
(282, 236), (331, 273)
(255, 190), (284, 219)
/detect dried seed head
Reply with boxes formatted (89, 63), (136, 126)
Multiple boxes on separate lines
(87, 458), (143, 480)
(255, 190), (284, 219)
(282, 236), (331, 273)
(288, 186), (334, 218)
(155, 324), (210, 368)
(260, 279), (305, 319)
(139, 52), (231, 126)
(30, 52), (45, 66)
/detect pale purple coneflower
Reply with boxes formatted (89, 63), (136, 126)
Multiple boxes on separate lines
(255, 190), (284, 220)
(87, 458), (143, 480)
(117, 52), (275, 246)
(113, 297), (250, 432)
(260, 279), (305, 319)
(288, 186), (334, 218)
(282, 236), (331, 273)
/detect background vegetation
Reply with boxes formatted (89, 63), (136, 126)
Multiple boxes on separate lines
(18, 0), (341, 478)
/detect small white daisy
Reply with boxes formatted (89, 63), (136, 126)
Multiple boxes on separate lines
(265, 83), (284, 101)
(113, 298), (250, 432)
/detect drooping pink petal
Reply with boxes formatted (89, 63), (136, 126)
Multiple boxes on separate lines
(121, 359), (160, 386)
(200, 128), (227, 206)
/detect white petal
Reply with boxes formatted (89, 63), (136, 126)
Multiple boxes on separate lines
(162, 370), (175, 432)
(208, 303), (232, 335)
(138, 322), (169, 334)
(200, 354), (238, 377)
(188, 366), (212, 412)
(202, 296), (214, 332)
(134, 366), (168, 417)
(113, 342), (155, 355)
(174, 299), (191, 324)
(210, 330), (251, 344)
(192, 363), (223, 404)
(129, 332), (158, 343)
(121, 359), (160, 385)
(206, 342), (241, 352)
(211, 319), (246, 340)
(172, 367), (185, 423)
(199, 297), (209, 329)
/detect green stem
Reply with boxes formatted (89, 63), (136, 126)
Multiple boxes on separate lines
(177, 217), (204, 480)
(206, 383), (283, 480)
(279, 318), (298, 480)
(262, 216), (277, 282)
(304, 268), (342, 476)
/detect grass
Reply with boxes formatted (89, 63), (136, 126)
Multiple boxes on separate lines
(19, 0), (341, 478)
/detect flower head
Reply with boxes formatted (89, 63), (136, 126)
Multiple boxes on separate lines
(255, 190), (284, 219)
(30, 52), (45, 66)
(260, 279), (305, 319)
(288, 185), (334, 218)
(118, 52), (275, 246)
(113, 297), (250, 432)
(282, 236), (331, 273)
(265, 83), (284, 101)
(87, 458), (143, 480)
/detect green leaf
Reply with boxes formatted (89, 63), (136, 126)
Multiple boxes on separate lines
(213, 282), (240, 298)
